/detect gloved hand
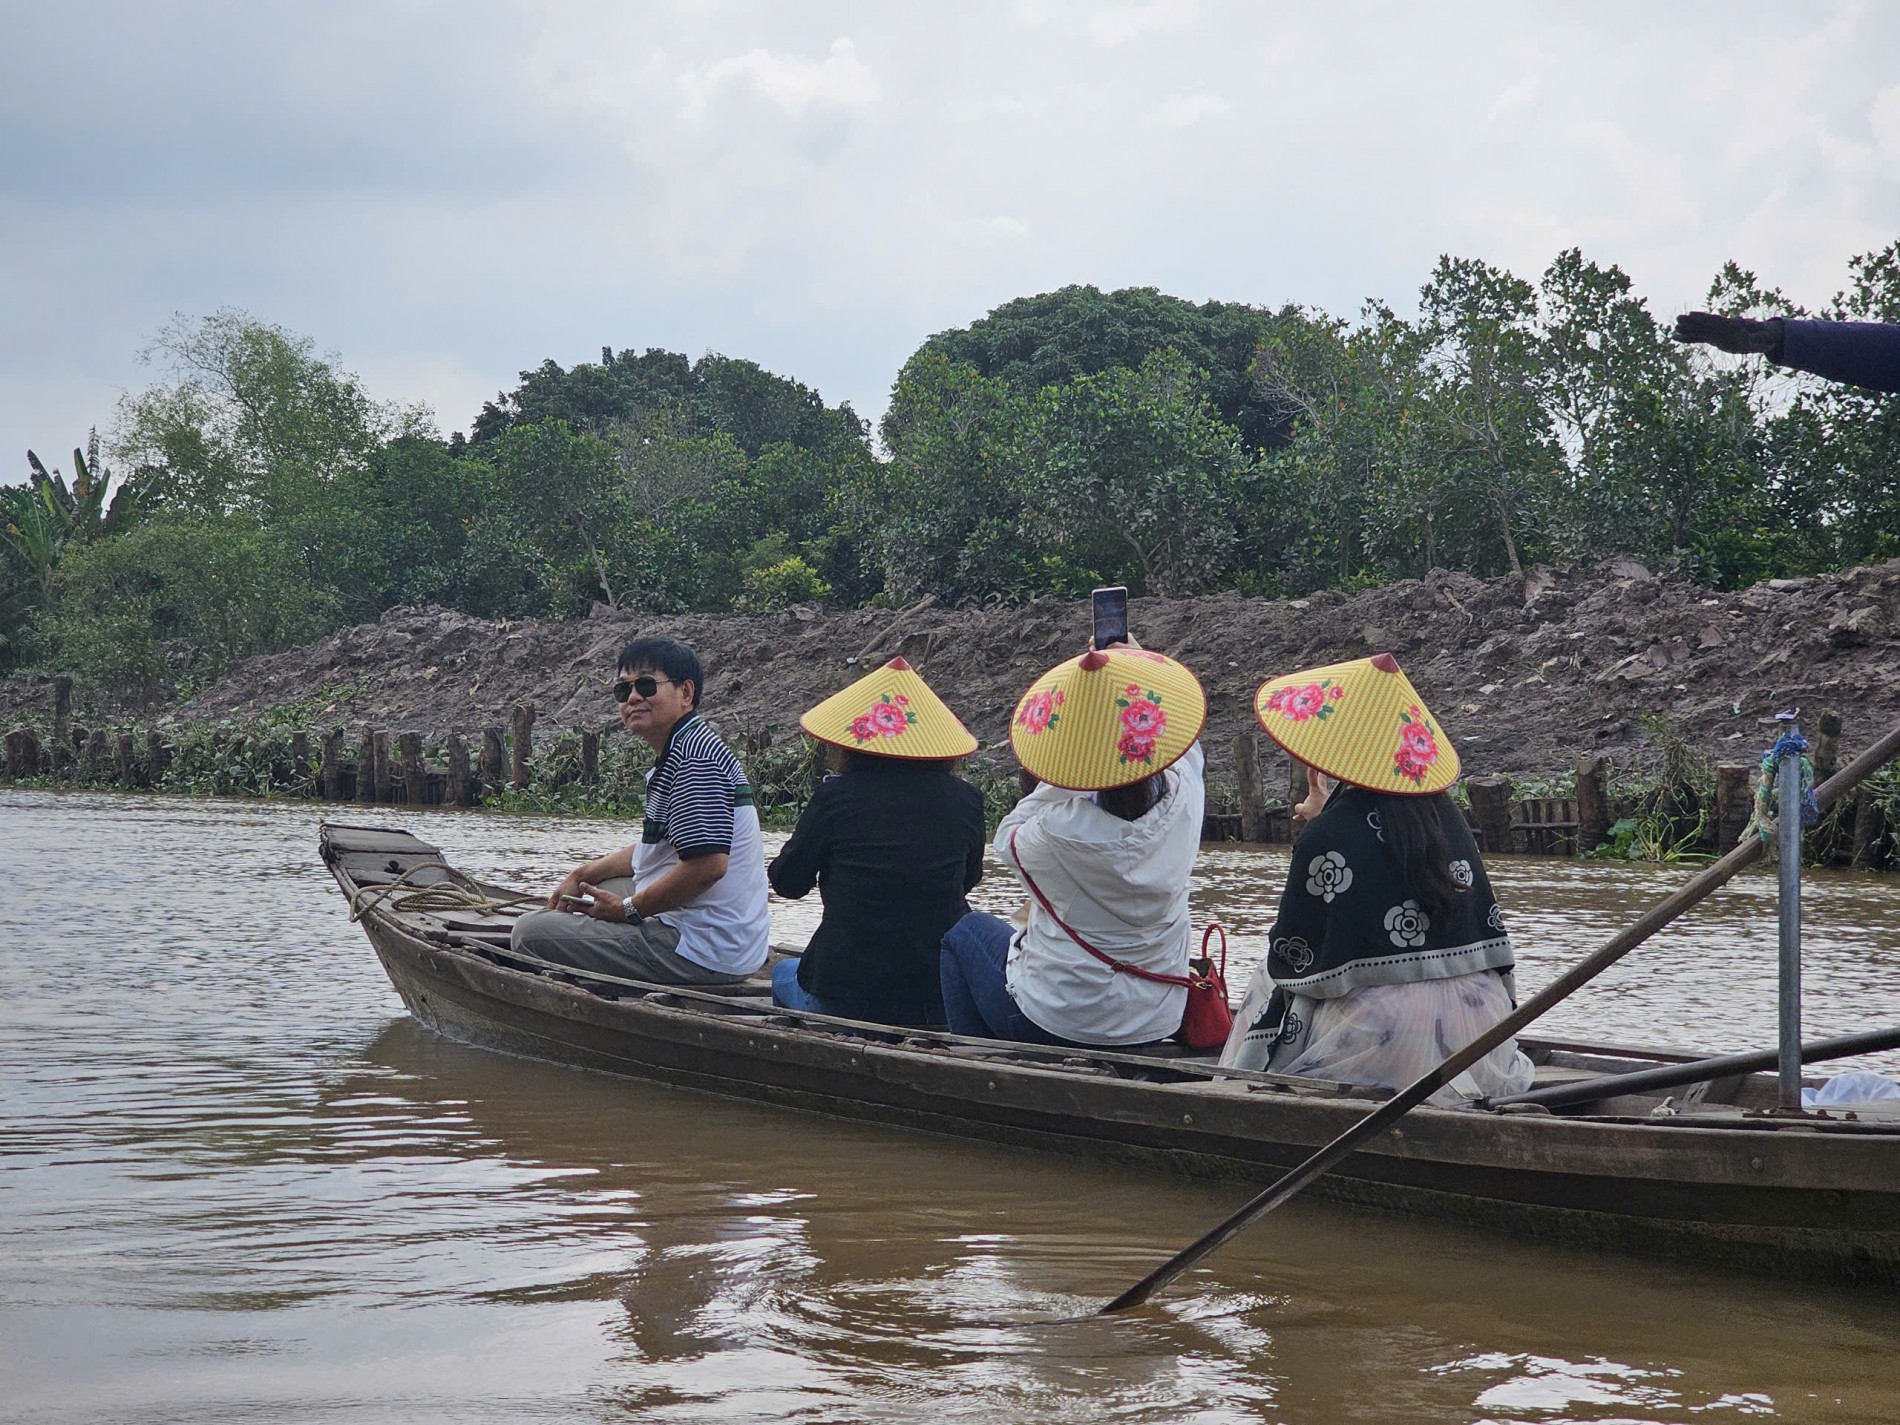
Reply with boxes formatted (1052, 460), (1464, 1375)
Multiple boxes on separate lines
(1673, 311), (1784, 356)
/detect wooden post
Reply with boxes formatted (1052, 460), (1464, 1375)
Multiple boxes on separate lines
(145, 730), (166, 786)
(372, 730), (393, 803)
(1851, 791), (1888, 870)
(1814, 711), (1842, 784)
(320, 728), (344, 801)
(356, 728), (377, 804)
(116, 732), (137, 785)
(445, 734), (473, 807)
(1575, 755), (1610, 854)
(510, 702), (535, 789)
(581, 729), (600, 787)
(1467, 774), (1516, 855)
(1234, 731), (1265, 843)
(480, 726), (506, 796)
(399, 731), (426, 807)
(1809, 712), (1847, 863)
(84, 728), (108, 782)
(1714, 764), (1754, 851)
(290, 731), (311, 796)
(51, 676), (72, 765)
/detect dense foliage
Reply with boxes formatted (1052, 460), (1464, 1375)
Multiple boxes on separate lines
(4, 244), (1896, 706)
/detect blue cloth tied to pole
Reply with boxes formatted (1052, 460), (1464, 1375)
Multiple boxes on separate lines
(1761, 730), (1820, 829)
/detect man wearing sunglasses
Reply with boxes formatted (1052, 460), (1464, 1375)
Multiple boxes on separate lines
(510, 636), (770, 985)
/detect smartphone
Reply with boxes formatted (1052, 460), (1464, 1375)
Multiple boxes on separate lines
(559, 893), (594, 907)
(1091, 585), (1129, 649)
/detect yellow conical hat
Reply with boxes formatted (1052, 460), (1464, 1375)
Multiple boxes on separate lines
(1253, 653), (1459, 796)
(1010, 647), (1206, 791)
(800, 657), (978, 759)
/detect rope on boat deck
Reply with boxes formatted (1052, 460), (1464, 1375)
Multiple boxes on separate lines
(346, 861), (541, 924)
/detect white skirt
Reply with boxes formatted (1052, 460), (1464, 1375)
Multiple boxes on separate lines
(1220, 966), (1534, 1108)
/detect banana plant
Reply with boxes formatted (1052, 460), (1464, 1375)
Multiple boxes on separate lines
(4, 432), (142, 599)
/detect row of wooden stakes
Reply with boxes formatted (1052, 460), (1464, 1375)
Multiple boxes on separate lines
(2, 701), (559, 808)
(3, 682), (1890, 866)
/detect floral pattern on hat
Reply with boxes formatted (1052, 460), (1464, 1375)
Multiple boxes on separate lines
(1014, 687), (1066, 736)
(850, 691), (917, 743)
(1263, 679), (1343, 723)
(1393, 703), (1441, 785)
(1115, 686), (1167, 764)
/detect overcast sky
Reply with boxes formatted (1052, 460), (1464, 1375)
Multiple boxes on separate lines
(5, 0), (1898, 475)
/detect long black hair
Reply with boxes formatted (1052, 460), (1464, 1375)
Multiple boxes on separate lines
(1368, 789), (1465, 922)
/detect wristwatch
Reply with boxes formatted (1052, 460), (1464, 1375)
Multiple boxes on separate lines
(621, 894), (644, 925)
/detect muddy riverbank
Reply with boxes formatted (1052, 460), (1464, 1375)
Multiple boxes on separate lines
(6, 558), (1900, 788)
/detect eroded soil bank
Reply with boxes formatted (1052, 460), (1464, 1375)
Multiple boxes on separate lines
(7, 558), (1900, 790)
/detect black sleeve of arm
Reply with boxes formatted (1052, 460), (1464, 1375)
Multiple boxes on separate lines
(1774, 319), (1900, 394)
(767, 784), (829, 898)
(962, 787), (986, 893)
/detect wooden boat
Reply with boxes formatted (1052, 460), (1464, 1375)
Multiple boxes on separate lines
(323, 822), (1900, 1289)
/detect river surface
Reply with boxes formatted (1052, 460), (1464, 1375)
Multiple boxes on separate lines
(4, 788), (1899, 1423)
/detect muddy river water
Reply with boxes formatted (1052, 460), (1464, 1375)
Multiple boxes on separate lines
(4, 789), (1899, 1423)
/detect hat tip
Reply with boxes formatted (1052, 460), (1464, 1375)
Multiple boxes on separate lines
(885, 655), (913, 671)
(1370, 652), (1400, 674)
(1079, 649), (1110, 671)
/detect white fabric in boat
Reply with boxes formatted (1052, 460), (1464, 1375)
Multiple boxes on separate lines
(1221, 963), (1533, 1107)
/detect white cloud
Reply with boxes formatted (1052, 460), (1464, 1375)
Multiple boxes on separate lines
(1869, 86), (1900, 159)
(683, 37), (878, 120)
(1087, 0), (1199, 47)
(1154, 93), (1227, 129)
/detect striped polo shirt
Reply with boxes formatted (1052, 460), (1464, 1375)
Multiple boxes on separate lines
(630, 711), (770, 975)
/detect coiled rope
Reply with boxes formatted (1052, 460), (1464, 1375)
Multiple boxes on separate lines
(346, 861), (541, 924)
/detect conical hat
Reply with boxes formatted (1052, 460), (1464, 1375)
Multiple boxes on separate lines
(1010, 647), (1206, 791)
(1253, 653), (1459, 795)
(800, 657), (977, 759)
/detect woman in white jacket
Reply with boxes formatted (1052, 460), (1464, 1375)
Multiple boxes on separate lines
(939, 643), (1207, 1048)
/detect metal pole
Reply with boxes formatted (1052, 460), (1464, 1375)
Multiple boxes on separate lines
(1775, 716), (1804, 1110)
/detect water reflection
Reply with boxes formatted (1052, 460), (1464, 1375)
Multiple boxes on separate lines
(4, 791), (1900, 1423)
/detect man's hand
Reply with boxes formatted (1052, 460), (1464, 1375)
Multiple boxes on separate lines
(1674, 311), (1783, 356)
(575, 881), (629, 922)
(547, 867), (586, 911)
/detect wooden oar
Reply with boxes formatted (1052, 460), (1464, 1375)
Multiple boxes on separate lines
(1486, 1023), (1900, 1111)
(1098, 716), (1900, 1315)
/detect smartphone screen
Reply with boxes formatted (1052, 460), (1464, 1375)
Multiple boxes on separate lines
(1091, 586), (1129, 648)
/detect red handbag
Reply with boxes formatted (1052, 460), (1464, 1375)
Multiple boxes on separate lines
(1009, 829), (1235, 1050)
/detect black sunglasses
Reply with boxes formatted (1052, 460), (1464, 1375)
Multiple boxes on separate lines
(614, 675), (676, 703)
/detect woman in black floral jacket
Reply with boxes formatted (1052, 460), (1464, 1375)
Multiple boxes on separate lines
(1219, 656), (1535, 1105)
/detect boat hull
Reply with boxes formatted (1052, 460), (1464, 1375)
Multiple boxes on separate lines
(357, 911), (1900, 1289)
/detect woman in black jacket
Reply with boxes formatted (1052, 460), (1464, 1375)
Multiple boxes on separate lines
(768, 658), (984, 1026)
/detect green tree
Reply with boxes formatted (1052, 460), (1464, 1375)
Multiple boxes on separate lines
(42, 513), (334, 705)
(912, 284), (1306, 452)
(856, 352), (1032, 602)
(1419, 256), (1560, 576)
(1010, 349), (1246, 595)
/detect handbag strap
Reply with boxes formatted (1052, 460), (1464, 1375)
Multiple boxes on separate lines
(1008, 826), (1194, 988)
(1201, 922), (1228, 981)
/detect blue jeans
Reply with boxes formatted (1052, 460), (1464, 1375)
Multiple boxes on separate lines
(770, 958), (944, 1027)
(938, 912), (1087, 1047)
